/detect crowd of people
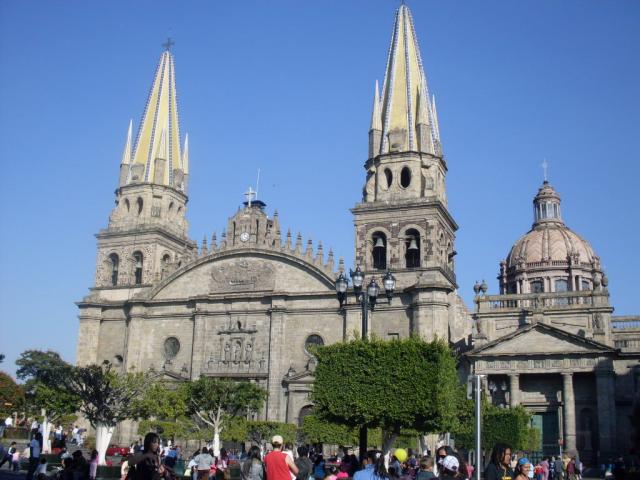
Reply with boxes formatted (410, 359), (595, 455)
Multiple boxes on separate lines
(0, 429), (634, 480)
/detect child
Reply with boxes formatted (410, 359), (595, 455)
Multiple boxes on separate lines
(11, 447), (20, 472)
(89, 450), (99, 480)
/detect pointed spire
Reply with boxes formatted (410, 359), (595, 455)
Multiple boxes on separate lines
(376, 4), (439, 155)
(210, 232), (217, 252)
(182, 134), (189, 175)
(157, 124), (168, 160)
(370, 80), (382, 131)
(130, 48), (183, 188)
(431, 94), (440, 142)
(121, 120), (133, 165)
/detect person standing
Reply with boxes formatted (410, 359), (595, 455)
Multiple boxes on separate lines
(294, 446), (313, 480)
(127, 432), (173, 480)
(540, 458), (550, 480)
(553, 457), (564, 480)
(264, 435), (299, 480)
(89, 450), (99, 480)
(0, 441), (17, 469)
(353, 450), (388, 480)
(27, 432), (43, 480)
(241, 446), (265, 480)
(514, 459), (533, 480)
(485, 444), (513, 480)
(416, 457), (435, 480)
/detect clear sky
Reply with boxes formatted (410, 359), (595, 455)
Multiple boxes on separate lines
(1, 0), (638, 376)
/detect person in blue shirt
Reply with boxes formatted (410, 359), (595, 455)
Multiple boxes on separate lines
(353, 451), (388, 480)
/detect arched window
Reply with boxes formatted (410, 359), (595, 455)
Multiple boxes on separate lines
(384, 169), (393, 190)
(133, 251), (143, 285)
(530, 280), (544, 293)
(404, 229), (420, 268)
(555, 278), (569, 305)
(447, 241), (453, 269)
(305, 334), (324, 355)
(298, 405), (314, 428)
(161, 254), (171, 279)
(400, 167), (412, 188)
(124, 198), (130, 212)
(581, 279), (590, 291)
(371, 232), (387, 270)
(136, 197), (143, 215)
(109, 253), (119, 286)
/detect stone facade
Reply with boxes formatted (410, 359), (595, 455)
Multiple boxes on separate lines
(76, 4), (639, 460)
(466, 182), (640, 461)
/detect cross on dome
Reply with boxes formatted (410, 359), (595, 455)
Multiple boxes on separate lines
(542, 158), (549, 182)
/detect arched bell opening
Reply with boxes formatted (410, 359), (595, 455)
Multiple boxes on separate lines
(404, 228), (420, 268)
(371, 232), (387, 270)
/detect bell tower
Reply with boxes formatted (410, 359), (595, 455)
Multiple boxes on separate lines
(93, 44), (196, 292)
(352, 5), (460, 341)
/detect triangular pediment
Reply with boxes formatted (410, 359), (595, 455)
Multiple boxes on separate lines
(467, 323), (615, 357)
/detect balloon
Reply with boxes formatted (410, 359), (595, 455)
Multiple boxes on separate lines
(394, 448), (408, 463)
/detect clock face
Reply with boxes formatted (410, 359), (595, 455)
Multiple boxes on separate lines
(240, 232), (250, 242)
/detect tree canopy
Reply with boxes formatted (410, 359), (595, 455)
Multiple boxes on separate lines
(0, 372), (24, 415)
(64, 362), (155, 428)
(311, 336), (466, 438)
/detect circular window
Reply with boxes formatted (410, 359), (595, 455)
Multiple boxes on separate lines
(304, 334), (324, 354)
(400, 167), (412, 188)
(164, 337), (180, 359)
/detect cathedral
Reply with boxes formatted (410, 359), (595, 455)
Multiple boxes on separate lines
(76, 5), (639, 461)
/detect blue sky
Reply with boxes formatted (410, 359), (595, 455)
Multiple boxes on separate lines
(1, 0), (638, 376)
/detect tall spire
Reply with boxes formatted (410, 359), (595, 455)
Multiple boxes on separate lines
(118, 120), (133, 186)
(128, 46), (184, 190)
(373, 4), (440, 156)
(121, 119), (133, 165)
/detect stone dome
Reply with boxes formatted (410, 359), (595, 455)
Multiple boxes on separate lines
(499, 181), (602, 295)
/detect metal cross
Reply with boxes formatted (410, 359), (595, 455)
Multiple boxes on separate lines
(542, 158), (549, 182)
(162, 37), (175, 51)
(244, 187), (256, 207)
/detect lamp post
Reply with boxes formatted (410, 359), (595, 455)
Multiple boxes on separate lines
(335, 265), (396, 462)
(476, 374), (483, 480)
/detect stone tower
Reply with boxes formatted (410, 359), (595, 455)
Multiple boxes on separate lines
(352, 5), (464, 342)
(93, 46), (195, 293)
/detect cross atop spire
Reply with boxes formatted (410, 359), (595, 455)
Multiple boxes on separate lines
(162, 37), (175, 51)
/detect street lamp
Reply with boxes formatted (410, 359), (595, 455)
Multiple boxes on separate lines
(334, 265), (396, 461)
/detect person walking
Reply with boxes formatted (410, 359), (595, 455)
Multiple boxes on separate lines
(484, 444), (513, 480)
(0, 441), (17, 469)
(241, 446), (264, 480)
(264, 435), (298, 480)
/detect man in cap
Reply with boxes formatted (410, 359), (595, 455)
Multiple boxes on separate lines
(264, 435), (299, 480)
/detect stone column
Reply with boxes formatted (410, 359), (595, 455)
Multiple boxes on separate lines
(509, 374), (520, 407)
(596, 370), (617, 459)
(266, 300), (287, 421)
(562, 373), (577, 452)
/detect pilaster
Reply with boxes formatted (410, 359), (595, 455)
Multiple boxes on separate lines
(562, 372), (577, 452)
(596, 370), (617, 459)
(77, 307), (102, 366)
(266, 299), (287, 421)
(509, 373), (520, 407)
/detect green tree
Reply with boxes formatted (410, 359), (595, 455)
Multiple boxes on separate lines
(63, 362), (156, 464)
(453, 401), (532, 452)
(0, 372), (24, 416)
(137, 382), (194, 441)
(186, 378), (267, 456)
(15, 350), (80, 452)
(312, 336), (466, 453)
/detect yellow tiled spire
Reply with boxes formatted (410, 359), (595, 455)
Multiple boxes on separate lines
(128, 47), (184, 189)
(375, 4), (440, 156)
